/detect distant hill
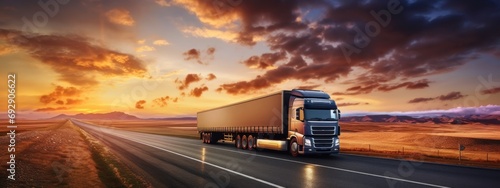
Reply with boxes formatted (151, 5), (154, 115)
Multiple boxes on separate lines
(341, 114), (500, 125)
(49, 111), (140, 120)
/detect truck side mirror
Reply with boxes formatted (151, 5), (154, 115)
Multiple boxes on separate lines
(337, 109), (341, 119)
(295, 108), (304, 121)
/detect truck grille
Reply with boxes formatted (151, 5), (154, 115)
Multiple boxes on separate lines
(312, 137), (333, 148)
(311, 126), (336, 135)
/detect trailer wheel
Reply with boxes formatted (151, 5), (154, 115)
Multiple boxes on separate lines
(290, 138), (299, 157)
(235, 134), (242, 149)
(242, 135), (248, 150)
(202, 133), (206, 143)
(206, 133), (211, 144)
(247, 135), (254, 150)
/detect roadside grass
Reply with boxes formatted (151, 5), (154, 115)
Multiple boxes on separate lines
(78, 127), (149, 187)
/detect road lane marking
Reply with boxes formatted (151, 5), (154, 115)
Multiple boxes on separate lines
(74, 120), (448, 188)
(74, 121), (285, 188)
(188, 144), (450, 188)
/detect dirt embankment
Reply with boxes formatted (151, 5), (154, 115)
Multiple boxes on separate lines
(0, 120), (103, 187)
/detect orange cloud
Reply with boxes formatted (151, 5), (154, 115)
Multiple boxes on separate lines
(182, 27), (238, 42)
(40, 85), (82, 105)
(135, 100), (146, 109)
(176, 74), (202, 90)
(136, 45), (156, 52)
(182, 47), (216, 65)
(206, 73), (217, 81)
(183, 48), (200, 62)
(173, 0), (240, 28)
(1, 29), (147, 86)
(105, 8), (135, 26)
(153, 96), (178, 107)
(242, 51), (286, 69)
(153, 39), (170, 46)
(190, 86), (209, 97)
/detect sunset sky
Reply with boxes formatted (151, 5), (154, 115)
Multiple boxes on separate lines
(1, 0), (499, 118)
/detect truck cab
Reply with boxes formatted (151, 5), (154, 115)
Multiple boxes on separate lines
(288, 89), (340, 156)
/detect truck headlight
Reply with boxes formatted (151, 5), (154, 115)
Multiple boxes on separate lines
(335, 139), (340, 146)
(304, 138), (312, 147)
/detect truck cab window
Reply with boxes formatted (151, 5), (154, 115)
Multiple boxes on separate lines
(305, 109), (338, 121)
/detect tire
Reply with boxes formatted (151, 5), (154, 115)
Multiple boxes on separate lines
(290, 138), (299, 157)
(206, 133), (211, 144)
(202, 133), (206, 143)
(235, 134), (242, 149)
(242, 135), (248, 150)
(247, 135), (254, 150)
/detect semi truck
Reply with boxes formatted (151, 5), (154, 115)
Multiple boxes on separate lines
(197, 89), (340, 156)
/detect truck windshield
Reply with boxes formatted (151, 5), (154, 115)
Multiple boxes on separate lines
(305, 109), (338, 121)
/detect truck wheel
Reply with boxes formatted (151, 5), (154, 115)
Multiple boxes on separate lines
(235, 135), (242, 149)
(206, 133), (211, 144)
(290, 138), (299, 157)
(247, 135), (254, 150)
(242, 135), (248, 150)
(202, 133), (206, 143)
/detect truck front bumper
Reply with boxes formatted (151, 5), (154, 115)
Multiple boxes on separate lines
(301, 145), (340, 155)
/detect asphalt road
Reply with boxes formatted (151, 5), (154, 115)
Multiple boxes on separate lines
(73, 119), (500, 188)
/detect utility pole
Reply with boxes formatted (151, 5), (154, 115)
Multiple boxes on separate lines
(459, 144), (465, 161)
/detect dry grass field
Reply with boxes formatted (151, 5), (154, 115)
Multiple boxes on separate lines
(0, 119), (147, 187)
(0, 120), (103, 187)
(340, 122), (500, 168)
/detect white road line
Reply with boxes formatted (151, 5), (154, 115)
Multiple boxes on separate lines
(76, 122), (285, 188)
(193, 144), (450, 188)
(74, 120), (448, 188)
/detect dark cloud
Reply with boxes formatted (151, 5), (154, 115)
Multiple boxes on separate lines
(408, 91), (466, 103)
(481, 87), (500, 95)
(337, 102), (360, 107)
(183, 48), (200, 61)
(437, 91), (466, 101)
(176, 74), (202, 90)
(408, 97), (435, 103)
(332, 83), (380, 96)
(190, 86), (209, 97)
(183, 47), (216, 65)
(135, 100), (146, 109)
(206, 73), (217, 81)
(0, 0), (139, 41)
(181, 0), (500, 95)
(241, 51), (286, 69)
(1, 29), (147, 86)
(34, 107), (68, 112)
(378, 79), (431, 91)
(217, 66), (296, 95)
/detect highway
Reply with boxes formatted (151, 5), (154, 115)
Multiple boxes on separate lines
(73, 119), (500, 188)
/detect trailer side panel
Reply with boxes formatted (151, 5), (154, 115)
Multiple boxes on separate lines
(197, 91), (284, 134)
